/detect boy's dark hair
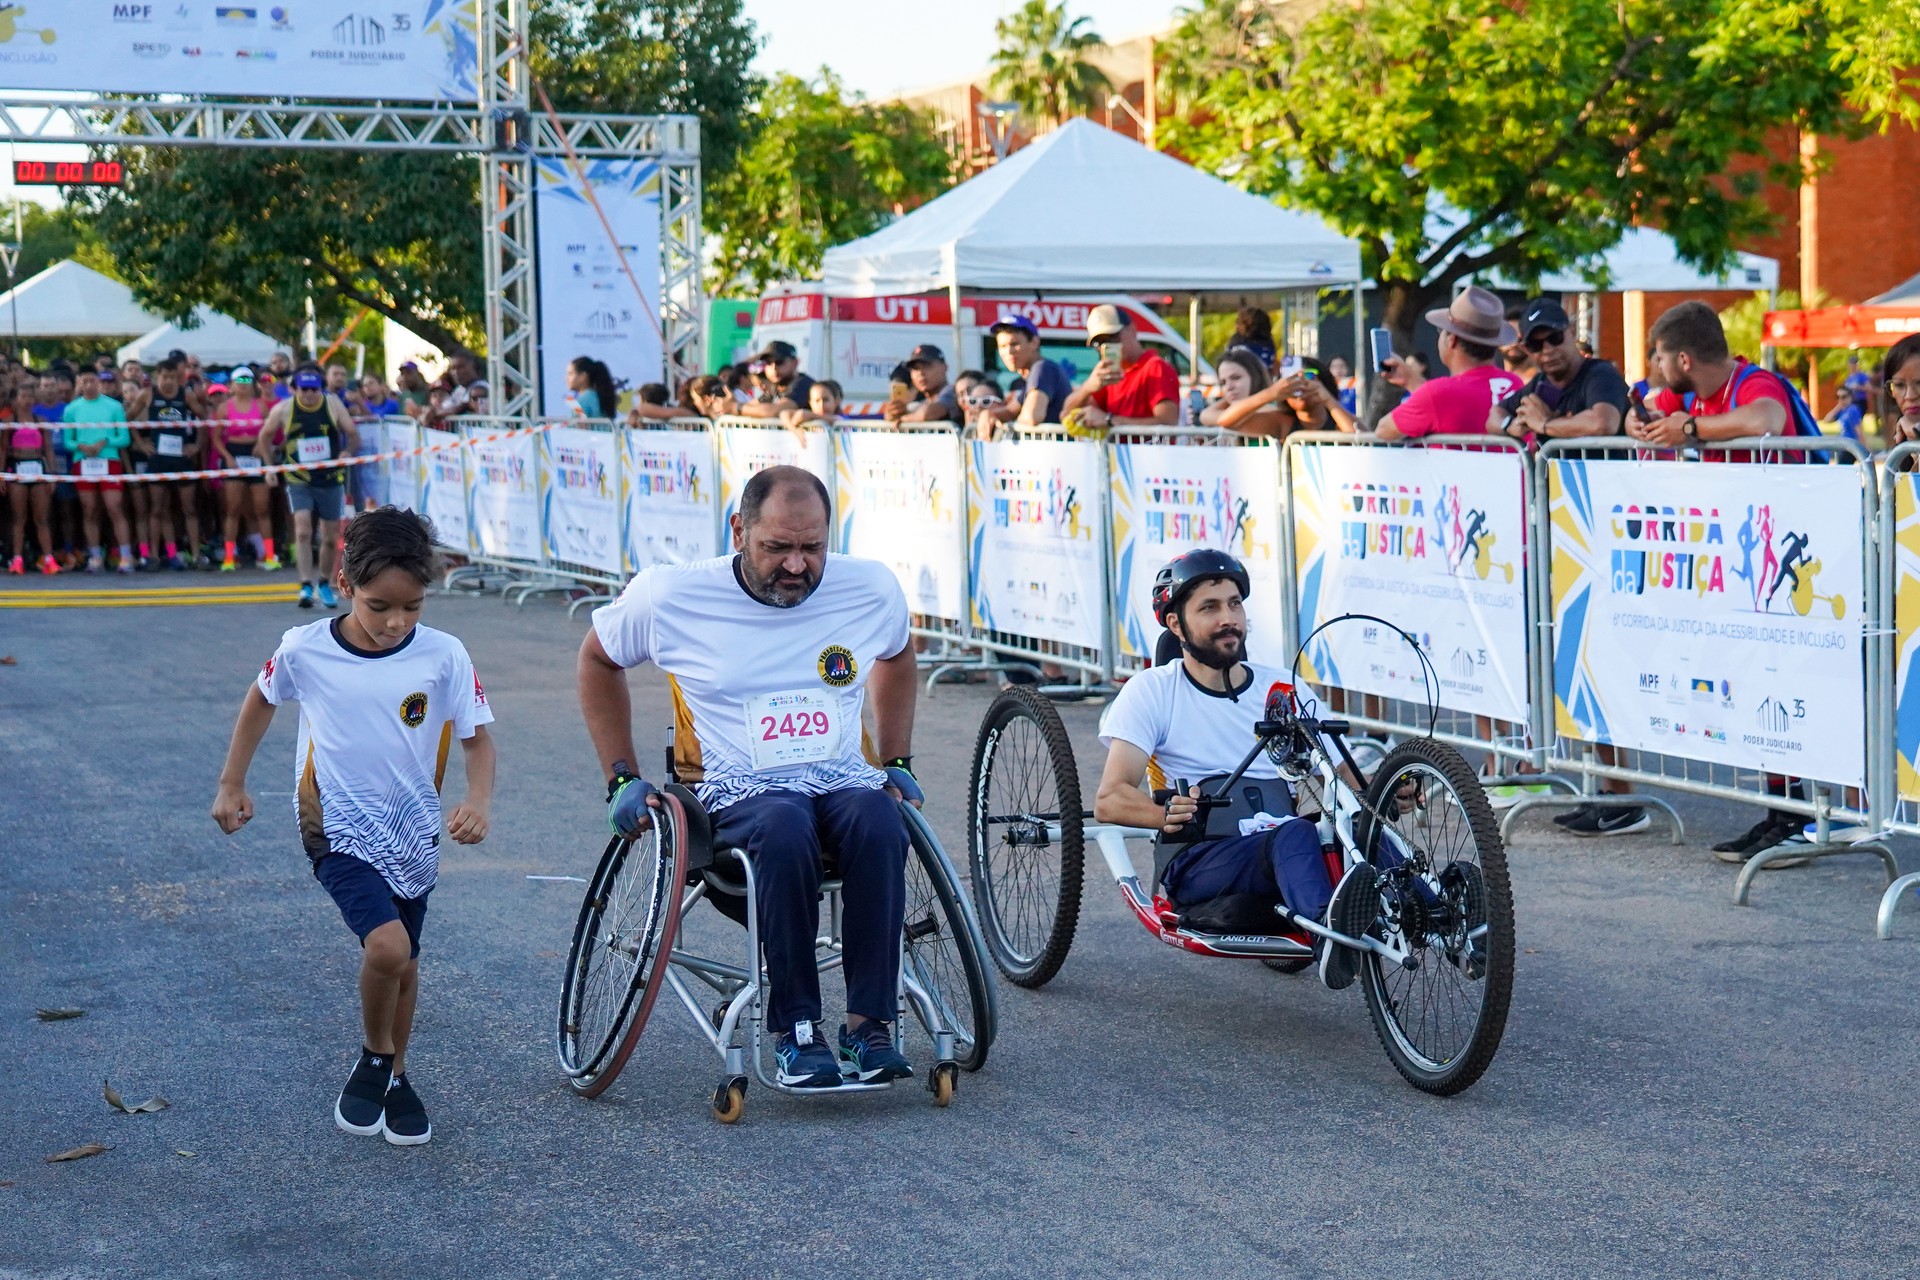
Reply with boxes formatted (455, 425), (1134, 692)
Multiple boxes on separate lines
(1648, 300), (1730, 363)
(637, 381), (670, 406)
(342, 506), (441, 587)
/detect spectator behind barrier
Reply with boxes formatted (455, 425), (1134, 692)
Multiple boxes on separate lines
(1223, 305), (1277, 370)
(627, 381), (682, 425)
(1631, 300), (1790, 454)
(960, 374), (1004, 432)
(683, 375), (735, 421)
(734, 341), (815, 421)
(1198, 350), (1286, 437)
(884, 344), (958, 426)
(396, 362), (431, 419)
(361, 374), (401, 419)
(1060, 304), (1181, 434)
(780, 379), (844, 433)
(1882, 335), (1920, 465)
(1496, 297), (1629, 447)
(1328, 353), (1358, 415)
(1375, 288), (1523, 441)
(982, 314), (1074, 439)
(1501, 304), (1537, 383)
(567, 356), (618, 419)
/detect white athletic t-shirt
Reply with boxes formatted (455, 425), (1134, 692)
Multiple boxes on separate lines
(1098, 660), (1292, 792)
(257, 618), (493, 898)
(592, 554), (910, 812)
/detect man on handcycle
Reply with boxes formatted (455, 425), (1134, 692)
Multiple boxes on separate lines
(1093, 549), (1372, 989)
(577, 465), (924, 1089)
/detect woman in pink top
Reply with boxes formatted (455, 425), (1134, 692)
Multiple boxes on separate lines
(6, 386), (58, 574)
(214, 367), (277, 571)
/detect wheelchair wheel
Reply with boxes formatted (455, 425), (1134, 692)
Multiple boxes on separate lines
(557, 794), (690, 1098)
(1354, 738), (1514, 1096)
(901, 804), (997, 1071)
(967, 686), (1085, 988)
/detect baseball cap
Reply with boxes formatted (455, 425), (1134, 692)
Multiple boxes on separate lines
(292, 370), (324, 391)
(989, 314), (1039, 340)
(468, 379), (491, 395)
(755, 340), (798, 364)
(98, 369), (116, 383)
(207, 383), (229, 398)
(399, 360), (419, 371)
(1085, 304), (1127, 345)
(905, 343), (945, 368)
(1519, 297), (1573, 336)
(230, 366), (254, 383)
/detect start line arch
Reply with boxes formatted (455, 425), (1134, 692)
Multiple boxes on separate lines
(0, 0), (702, 418)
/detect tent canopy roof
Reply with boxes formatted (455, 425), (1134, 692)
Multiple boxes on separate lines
(117, 306), (289, 366)
(0, 260), (165, 338)
(1417, 202), (1780, 294)
(1868, 271), (1920, 307)
(817, 119), (1362, 296)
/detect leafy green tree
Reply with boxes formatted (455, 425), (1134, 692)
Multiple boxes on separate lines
(706, 72), (956, 293)
(8, 204), (117, 286)
(1160, 0), (1888, 367)
(988, 1), (1112, 130)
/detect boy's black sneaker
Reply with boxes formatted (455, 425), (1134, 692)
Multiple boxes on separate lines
(1561, 805), (1651, 837)
(382, 1073), (431, 1146)
(334, 1047), (393, 1136)
(838, 1020), (913, 1083)
(1712, 815), (1799, 861)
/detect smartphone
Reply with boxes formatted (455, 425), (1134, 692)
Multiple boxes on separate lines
(1628, 387), (1654, 423)
(1369, 327), (1394, 373)
(1279, 355), (1303, 380)
(889, 381), (911, 405)
(1095, 340), (1119, 370)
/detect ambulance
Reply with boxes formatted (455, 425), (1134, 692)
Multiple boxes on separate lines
(747, 285), (1209, 414)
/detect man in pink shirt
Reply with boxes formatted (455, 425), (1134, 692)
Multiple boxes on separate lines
(1376, 287), (1523, 441)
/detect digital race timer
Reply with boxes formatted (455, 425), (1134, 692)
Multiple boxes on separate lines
(12, 160), (124, 188)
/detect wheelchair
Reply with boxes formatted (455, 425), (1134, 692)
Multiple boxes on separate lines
(966, 679), (1515, 1096)
(556, 760), (998, 1123)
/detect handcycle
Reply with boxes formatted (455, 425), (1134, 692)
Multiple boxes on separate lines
(556, 755), (998, 1122)
(966, 650), (1515, 1096)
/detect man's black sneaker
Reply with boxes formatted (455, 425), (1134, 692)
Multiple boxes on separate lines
(1318, 863), (1377, 991)
(774, 1021), (842, 1088)
(382, 1073), (431, 1146)
(1713, 815), (1799, 861)
(1551, 804), (1591, 828)
(1562, 805), (1651, 837)
(334, 1047), (393, 1136)
(838, 1021), (913, 1083)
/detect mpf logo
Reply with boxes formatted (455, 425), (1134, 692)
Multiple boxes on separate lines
(332, 13), (384, 44)
(1638, 672), (1660, 692)
(113, 3), (154, 20)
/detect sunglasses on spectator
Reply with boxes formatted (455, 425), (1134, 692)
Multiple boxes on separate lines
(1523, 329), (1568, 353)
(965, 394), (1001, 407)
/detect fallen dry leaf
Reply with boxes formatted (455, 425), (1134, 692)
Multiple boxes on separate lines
(0, 1180), (14, 1188)
(35, 1008), (85, 1021)
(103, 1080), (169, 1115)
(174, 1150), (195, 1159)
(45, 1143), (110, 1163)
(0, 655), (16, 665)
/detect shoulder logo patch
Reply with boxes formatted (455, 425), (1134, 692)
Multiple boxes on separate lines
(400, 691), (429, 727)
(817, 645), (857, 688)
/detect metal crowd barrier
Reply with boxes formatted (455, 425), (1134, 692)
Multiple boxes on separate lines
(1875, 441), (1920, 936)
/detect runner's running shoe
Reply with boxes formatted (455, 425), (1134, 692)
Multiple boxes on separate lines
(317, 581), (338, 609)
(838, 1021), (913, 1083)
(85, 553), (102, 574)
(1558, 804), (1651, 837)
(775, 1021), (842, 1089)
(37, 555), (58, 575)
(6, 555), (21, 575)
(219, 556), (237, 572)
(259, 555), (282, 572)
(1712, 815), (1802, 864)
(298, 582), (316, 609)
(381, 1073), (431, 1146)
(334, 1047), (393, 1136)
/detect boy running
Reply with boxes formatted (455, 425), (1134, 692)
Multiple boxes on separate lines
(211, 507), (495, 1146)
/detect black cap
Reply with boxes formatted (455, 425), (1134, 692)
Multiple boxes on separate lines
(755, 340), (797, 363)
(905, 344), (945, 368)
(1520, 298), (1572, 336)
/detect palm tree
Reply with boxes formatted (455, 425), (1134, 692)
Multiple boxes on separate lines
(988, 1), (1112, 131)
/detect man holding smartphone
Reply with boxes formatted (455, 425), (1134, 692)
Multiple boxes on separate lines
(1495, 298), (1629, 447)
(1059, 305), (1180, 434)
(882, 344), (958, 425)
(736, 341), (816, 421)
(1374, 288), (1523, 441)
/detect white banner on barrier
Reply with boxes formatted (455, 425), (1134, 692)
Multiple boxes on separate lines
(419, 427), (469, 554)
(1110, 442), (1285, 664)
(1549, 458), (1865, 787)
(540, 426), (621, 575)
(1895, 477), (1920, 800)
(6, 2), (480, 102)
(836, 430), (966, 621)
(535, 158), (664, 414)
(624, 429), (717, 571)
(385, 420), (421, 515)
(716, 425), (835, 530)
(1292, 444), (1530, 723)
(966, 437), (1105, 650)
(467, 431), (539, 562)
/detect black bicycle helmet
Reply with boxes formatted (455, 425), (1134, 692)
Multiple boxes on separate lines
(1151, 549), (1251, 627)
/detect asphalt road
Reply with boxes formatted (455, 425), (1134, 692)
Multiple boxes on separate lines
(3, 576), (1917, 1279)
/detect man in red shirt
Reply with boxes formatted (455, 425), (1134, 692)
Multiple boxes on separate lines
(1061, 304), (1180, 432)
(1630, 300), (1789, 454)
(1375, 287), (1523, 441)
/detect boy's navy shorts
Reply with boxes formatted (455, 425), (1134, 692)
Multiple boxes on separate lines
(313, 852), (430, 958)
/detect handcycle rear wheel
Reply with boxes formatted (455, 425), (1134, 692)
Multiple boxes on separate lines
(556, 795), (690, 1098)
(1353, 738), (1514, 1096)
(902, 804), (997, 1071)
(967, 687), (1085, 988)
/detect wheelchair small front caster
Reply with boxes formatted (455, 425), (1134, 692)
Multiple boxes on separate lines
(711, 1076), (748, 1124)
(928, 1062), (958, 1108)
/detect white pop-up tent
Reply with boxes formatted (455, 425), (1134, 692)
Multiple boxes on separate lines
(819, 118), (1362, 297)
(117, 306), (290, 366)
(1521, 225), (1778, 294)
(0, 260), (165, 338)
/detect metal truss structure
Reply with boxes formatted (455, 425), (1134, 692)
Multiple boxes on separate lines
(0, 0), (703, 416)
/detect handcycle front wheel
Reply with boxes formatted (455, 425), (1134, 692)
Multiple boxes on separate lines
(556, 794), (690, 1098)
(902, 803), (997, 1072)
(967, 686), (1086, 988)
(1353, 737), (1515, 1096)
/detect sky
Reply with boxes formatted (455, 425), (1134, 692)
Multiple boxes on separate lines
(0, 2), (1181, 213)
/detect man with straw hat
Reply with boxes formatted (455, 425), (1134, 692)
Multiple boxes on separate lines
(1376, 287), (1524, 441)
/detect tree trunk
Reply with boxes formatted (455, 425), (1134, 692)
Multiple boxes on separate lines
(1362, 278), (1435, 428)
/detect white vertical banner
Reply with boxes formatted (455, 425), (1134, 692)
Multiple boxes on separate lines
(715, 424), (836, 531)
(534, 157), (663, 414)
(540, 425), (622, 574)
(419, 427), (469, 553)
(966, 437), (1106, 649)
(624, 428), (719, 571)
(466, 429), (540, 562)
(384, 419), (421, 515)
(835, 428), (967, 621)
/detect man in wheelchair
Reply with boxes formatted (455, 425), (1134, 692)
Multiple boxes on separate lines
(577, 466), (924, 1089)
(1093, 549), (1373, 989)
